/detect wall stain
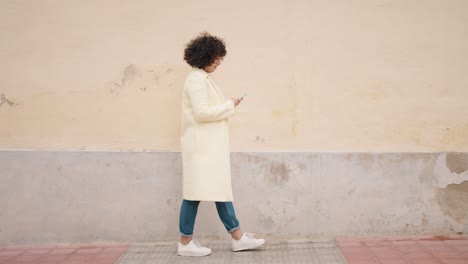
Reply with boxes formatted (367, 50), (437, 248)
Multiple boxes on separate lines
(445, 153), (468, 174)
(347, 186), (357, 195)
(255, 136), (265, 143)
(0, 93), (19, 107)
(421, 213), (428, 227)
(272, 109), (281, 118)
(291, 113), (298, 136)
(418, 155), (437, 185)
(288, 74), (299, 137)
(265, 162), (290, 187)
(440, 124), (468, 148)
(354, 153), (383, 172)
(353, 81), (390, 100)
(419, 235), (466, 241)
(166, 198), (180, 210)
(410, 127), (422, 146)
(435, 181), (468, 223)
(246, 154), (266, 164)
(108, 64), (188, 95)
(258, 216), (275, 229)
(153, 73), (160, 87)
(122, 64), (141, 86)
(166, 199), (175, 206)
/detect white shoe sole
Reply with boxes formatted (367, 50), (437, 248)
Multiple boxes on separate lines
(177, 250), (212, 257)
(232, 240), (265, 252)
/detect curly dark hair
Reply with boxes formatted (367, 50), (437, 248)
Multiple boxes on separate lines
(184, 32), (227, 69)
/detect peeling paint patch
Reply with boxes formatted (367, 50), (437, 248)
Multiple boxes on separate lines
(0, 93), (19, 107)
(446, 153), (468, 174)
(107, 64), (188, 95)
(436, 181), (468, 223)
(432, 153), (468, 188)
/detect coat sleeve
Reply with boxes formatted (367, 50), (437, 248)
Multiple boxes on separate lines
(185, 74), (236, 122)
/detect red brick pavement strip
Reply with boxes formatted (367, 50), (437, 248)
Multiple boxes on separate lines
(337, 235), (468, 264)
(0, 243), (130, 264)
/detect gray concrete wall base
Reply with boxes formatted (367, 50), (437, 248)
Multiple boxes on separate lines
(1, 151), (467, 246)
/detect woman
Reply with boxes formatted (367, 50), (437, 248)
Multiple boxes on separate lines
(178, 32), (265, 257)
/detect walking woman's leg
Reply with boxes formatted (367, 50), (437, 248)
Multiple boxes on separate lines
(216, 201), (266, 251)
(179, 199), (200, 245)
(215, 201), (243, 240)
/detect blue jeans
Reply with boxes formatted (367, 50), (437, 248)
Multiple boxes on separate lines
(179, 199), (240, 237)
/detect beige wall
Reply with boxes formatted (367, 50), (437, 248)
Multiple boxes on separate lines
(1, 0), (467, 152)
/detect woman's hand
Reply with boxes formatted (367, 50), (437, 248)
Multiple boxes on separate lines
(231, 98), (243, 107)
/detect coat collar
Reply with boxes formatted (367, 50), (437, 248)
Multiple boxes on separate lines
(192, 68), (225, 101)
(193, 67), (209, 77)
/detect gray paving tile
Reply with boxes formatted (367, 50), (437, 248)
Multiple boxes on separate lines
(116, 239), (347, 264)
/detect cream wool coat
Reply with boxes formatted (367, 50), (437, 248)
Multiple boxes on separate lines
(180, 68), (236, 201)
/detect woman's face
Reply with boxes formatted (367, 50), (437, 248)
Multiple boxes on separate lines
(203, 57), (224, 73)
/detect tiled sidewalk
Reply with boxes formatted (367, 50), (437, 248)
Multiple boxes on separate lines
(337, 235), (468, 264)
(0, 235), (467, 264)
(0, 243), (129, 264)
(116, 238), (346, 264)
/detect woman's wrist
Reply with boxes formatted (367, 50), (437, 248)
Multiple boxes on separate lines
(226, 99), (235, 109)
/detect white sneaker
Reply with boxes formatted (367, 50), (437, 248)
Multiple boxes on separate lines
(232, 232), (266, 252)
(177, 239), (212, 257)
